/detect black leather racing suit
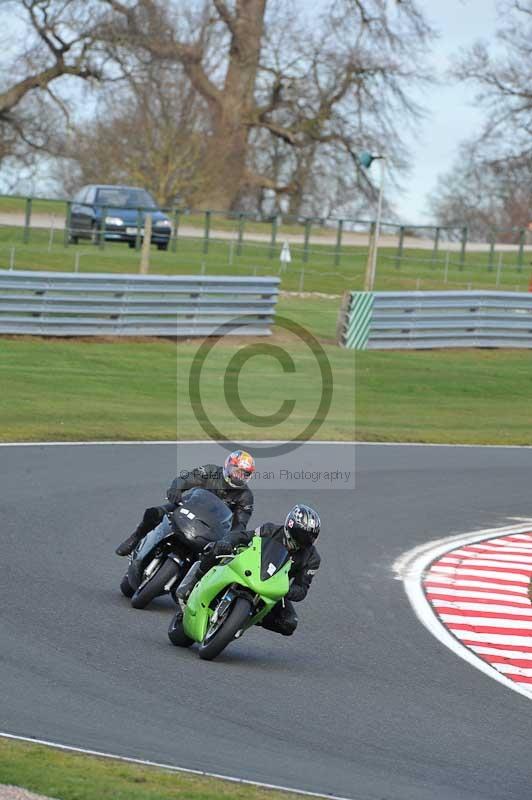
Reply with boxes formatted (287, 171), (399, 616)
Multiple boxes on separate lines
(135, 464), (254, 543)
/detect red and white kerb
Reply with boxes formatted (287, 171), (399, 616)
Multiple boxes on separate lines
(424, 531), (532, 688)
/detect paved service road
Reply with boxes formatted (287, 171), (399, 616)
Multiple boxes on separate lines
(2, 442), (532, 800)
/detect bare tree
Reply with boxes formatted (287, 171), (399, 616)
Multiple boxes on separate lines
(453, 0), (532, 163)
(100, 0), (433, 212)
(56, 63), (207, 205)
(429, 1), (532, 240)
(245, 0), (433, 218)
(0, 0), (106, 172)
(428, 142), (532, 241)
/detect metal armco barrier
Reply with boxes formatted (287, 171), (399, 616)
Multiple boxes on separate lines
(340, 291), (532, 349)
(0, 270), (279, 336)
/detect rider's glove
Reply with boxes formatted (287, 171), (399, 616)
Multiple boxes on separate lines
(204, 540), (234, 556)
(286, 583), (305, 602)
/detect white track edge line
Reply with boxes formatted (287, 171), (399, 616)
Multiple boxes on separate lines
(0, 440), (355, 447)
(0, 732), (352, 800)
(1, 440), (532, 448)
(394, 522), (532, 701)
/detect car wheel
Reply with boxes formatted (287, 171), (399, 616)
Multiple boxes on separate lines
(157, 242), (169, 251)
(128, 240), (136, 249)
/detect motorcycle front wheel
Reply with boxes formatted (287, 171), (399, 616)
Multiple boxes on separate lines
(168, 610), (194, 648)
(131, 558), (180, 609)
(198, 597), (252, 661)
(120, 573), (134, 598)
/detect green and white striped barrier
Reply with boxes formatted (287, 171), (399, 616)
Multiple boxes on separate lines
(341, 291), (374, 350)
(339, 290), (532, 350)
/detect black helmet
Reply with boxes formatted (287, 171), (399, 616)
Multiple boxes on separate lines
(284, 505), (321, 551)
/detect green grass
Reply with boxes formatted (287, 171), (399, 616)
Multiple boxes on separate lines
(1, 223), (530, 294)
(355, 349), (532, 444)
(276, 295), (340, 340)
(2, 326), (532, 444)
(0, 737), (310, 800)
(0, 317), (355, 442)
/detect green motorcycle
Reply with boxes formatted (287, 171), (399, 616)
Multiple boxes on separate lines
(167, 535), (291, 660)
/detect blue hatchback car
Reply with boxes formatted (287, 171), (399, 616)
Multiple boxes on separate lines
(68, 184), (172, 250)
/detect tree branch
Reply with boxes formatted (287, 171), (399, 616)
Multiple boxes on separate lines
(244, 169), (296, 194)
(212, 0), (236, 35)
(101, 0), (223, 111)
(251, 118), (298, 145)
(0, 62), (98, 116)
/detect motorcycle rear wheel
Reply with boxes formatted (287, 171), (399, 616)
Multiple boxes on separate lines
(131, 558), (180, 609)
(198, 597), (252, 661)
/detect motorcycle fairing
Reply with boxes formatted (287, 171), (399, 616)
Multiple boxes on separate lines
(172, 488), (233, 553)
(183, 536), (290, 642)
(128, 516), (174, 587)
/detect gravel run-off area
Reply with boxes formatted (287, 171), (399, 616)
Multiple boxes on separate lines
(0, 787), (57, 800)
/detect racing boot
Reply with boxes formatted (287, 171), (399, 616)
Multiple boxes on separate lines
(115, 525), (145, 557)
(115, 507), (163, 556)
(174, 561), (204, 602)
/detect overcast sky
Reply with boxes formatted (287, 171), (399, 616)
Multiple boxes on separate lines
(301, 0), (500, 224)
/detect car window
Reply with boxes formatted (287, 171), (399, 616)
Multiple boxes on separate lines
(95, 187), (157, 209)
(126, 189), (157, 208)
(73, 187), (87, 203)
(85, 187), (96, 203)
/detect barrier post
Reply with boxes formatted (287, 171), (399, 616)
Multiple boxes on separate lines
(135, 208), (142, 250)
(64, 201), (72, 247)
(395, 225), (405, 269)
(303, 218), (311, 263)
(139, 213), (152, 274)
(99, 206), (107, 250)
(203, 210), (211, 254)
(488, 227), (496, 271)
(236, 212), (245, 256)
(459, 226), (468, 271)
(334, 219), (343, 267)
(517, 228), (525, 272)
(171, 208), (180, 253)
(431, 226), (440, 267)
(269, 216), (278, 259)
(23, 197), (32, 243)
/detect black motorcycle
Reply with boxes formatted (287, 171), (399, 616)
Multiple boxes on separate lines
(119, 488), (233, 609)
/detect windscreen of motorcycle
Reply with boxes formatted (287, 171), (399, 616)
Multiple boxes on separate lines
(260, 538), (290, 581)
(171, 488), (233, 553)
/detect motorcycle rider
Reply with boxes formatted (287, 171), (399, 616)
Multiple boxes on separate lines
(115, 450), (255, 557)
(172, 504), (321, 637)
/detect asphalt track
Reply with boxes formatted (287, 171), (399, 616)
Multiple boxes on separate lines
(3, 442), (532, 800)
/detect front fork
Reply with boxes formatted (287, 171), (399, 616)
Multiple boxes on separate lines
(133, 552), (187, 595)
(210, 588), (262, 634)
(165, 554), (188, 593)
